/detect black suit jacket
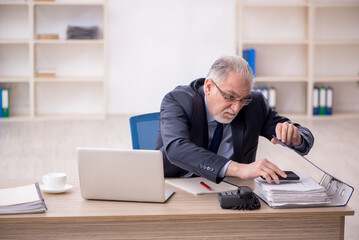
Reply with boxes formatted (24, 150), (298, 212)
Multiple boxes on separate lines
(155, 78), (314, 183)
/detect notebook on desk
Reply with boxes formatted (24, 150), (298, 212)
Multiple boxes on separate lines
(77, 148), (174, 203)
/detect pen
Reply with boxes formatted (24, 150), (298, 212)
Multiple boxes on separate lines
(200, 181), (212, 191)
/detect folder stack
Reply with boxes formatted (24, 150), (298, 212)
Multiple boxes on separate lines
(254, 172), (329, 208)
(313, 86), (333, 116)
(67, 25), (99, 40)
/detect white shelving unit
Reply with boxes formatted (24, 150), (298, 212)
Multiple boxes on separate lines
(237, 0), (359, 117)
(0, 0), (106, 120)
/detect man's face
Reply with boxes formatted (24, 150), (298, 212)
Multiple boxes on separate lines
(204, 72), (251, 124)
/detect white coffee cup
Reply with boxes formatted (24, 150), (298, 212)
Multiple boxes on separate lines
(42, 173), (67, 189)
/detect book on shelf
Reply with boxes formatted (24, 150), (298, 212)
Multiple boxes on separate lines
(0, 183), (48, 215)
(36, 68), (57, 78)
(1, 88), (9, 118)
(36, 73), (57, 78)
(37, 34), (59, 40)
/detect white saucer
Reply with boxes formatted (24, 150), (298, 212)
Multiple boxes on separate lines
(40, 184), (72, 193)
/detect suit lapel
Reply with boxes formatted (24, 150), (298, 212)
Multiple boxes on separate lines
(231, 110), (245, 161)
(191, 86), (208, 148)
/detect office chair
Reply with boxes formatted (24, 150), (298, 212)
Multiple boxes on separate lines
(129, 112), (160, 150)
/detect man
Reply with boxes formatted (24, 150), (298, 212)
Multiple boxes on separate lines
(155, 55), (314, 184)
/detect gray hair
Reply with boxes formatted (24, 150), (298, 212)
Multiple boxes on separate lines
(206, 55), (253, 86)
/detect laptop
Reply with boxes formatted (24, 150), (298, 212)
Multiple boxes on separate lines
(77, 148), (174, 203)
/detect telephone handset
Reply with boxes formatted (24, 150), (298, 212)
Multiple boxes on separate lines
(218, 186), (261, 210)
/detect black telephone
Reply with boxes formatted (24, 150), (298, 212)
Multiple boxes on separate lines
(218, 186), (261, 210)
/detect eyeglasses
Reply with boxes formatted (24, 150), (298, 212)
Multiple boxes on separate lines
(211, 80), (252, 106)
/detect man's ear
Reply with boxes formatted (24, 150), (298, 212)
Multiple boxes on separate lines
(204, 78), (213, 95)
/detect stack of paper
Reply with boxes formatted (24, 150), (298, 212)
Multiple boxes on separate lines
(36, 68), (57, 78)
(165, 177), (237, 195)
(0, 183), (47, 215)
(254, 172), (329, 208)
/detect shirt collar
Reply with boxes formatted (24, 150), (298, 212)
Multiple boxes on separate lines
(204, 94), (216, 123)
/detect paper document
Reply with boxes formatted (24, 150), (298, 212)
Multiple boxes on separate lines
(166, 177), (237, 195)
(0, 183), (47, 215)
(254, 172), (330, 208)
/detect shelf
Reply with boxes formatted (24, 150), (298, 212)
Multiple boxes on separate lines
(33, 0), (104, 6)
(0, 1), (28, 5)
(35, 82), (104, 116)
(254, 76), (307, 83)
(314, 2), (359, 8)
(34, 40), (104, 44)
(0, 77), (29, 83)
(311, 113), (359, 119)
(313, 76), (359, 83)
(254, 81), (307, 115)
(33, 113), (106, 120)
(0, 0), (106, 120)
(0, 44), (29, 77)
(314, 6), (359, 41)
(0, 4), (29, 40)
(0, 115), (31, 121)
(242, 2), (309, 7)
(241, 6), (308, 44)
(280, 113), (308, 120)
(314, 40), (359, 45)
(314, 45), (359, 77)
(0, 39), (29, 44)
(34, 77), (104, 83)
(243, 39), (308, 45)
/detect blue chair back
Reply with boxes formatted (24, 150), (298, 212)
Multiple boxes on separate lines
(129, 112), (160, 150)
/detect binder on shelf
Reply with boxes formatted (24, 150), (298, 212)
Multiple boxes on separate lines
(261, 87), (269, 100)
(312, 87), (319, 115)
(318, 87), (326, 115)
(2, 88), (9, 118)
(314, 86), (334, 116)
(326, 87), (333, 115)
(243, 48), (256, 77)
(253, 87), (276, 109)
(268, 87), (276, 109)
(0, 88), (2, 118)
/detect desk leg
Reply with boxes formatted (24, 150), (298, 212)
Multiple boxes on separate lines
(340, 216), (345, 240)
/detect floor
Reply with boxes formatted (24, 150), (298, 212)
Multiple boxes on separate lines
(0, 115), (358, 239)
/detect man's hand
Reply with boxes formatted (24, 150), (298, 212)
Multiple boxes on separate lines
(271, 122), (302, 147)
(225, 159), (286, 184)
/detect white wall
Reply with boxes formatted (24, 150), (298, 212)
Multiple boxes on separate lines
(107, 0), (236, 114)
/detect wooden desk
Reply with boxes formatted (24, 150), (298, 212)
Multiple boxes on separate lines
(0, 179), (354, 240)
